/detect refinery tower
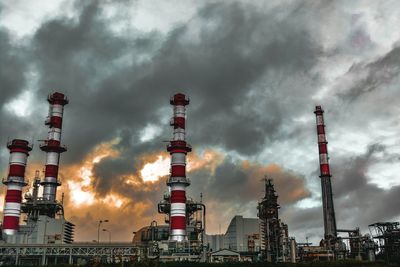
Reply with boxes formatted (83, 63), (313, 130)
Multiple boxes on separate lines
(155, 93), (206, 259)
(166, 93), (192, 241)
(1, 92), (74, 244)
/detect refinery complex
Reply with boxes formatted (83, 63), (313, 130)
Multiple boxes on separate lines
(0, 92), (399, 265)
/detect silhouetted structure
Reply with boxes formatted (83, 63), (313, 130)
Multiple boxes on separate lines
(369, 222), (400, 262)
(257, 178), (290, 262)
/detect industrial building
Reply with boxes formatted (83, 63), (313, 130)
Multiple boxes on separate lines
(204, 234), (224, 252)
(0, 93), (399, 264)
(210, 249), (241, 262)
(204, 179), (296, 263)
(223, 216), (262, 253)
(204, 216), (262, 262)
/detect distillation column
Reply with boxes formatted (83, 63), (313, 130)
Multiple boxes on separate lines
(166, 93), (192, 242)
(40, 92), (68, 204)
(314, 106), (337, 241)
(2, 139), (32, 235)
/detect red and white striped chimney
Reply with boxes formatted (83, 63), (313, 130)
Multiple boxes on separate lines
(314, 105), (337, 240)
(40, 92), (68, 203)
(2, 139), (32, 235)
(166, 93), (191, 242)
(315, 106), (331, 177)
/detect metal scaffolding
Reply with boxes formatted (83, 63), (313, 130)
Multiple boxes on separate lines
(369, 222), (400, 262)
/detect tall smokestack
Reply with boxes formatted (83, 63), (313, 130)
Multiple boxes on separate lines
(314, 106), (337, 241)
(40, 92), (68, 203)
(167, 93), (191, 242)
(2, 139), (32, 235)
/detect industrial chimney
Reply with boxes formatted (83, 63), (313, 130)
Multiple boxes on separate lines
(40, 92), (68, 204)
(314, 106), (337, 242)
(167, 93), (191, 242)
(2, 139), (32, 235)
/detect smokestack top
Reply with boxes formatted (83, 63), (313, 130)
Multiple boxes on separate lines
(41, 91), (68, 203)
(48, 92), (69, 105)
(7, 139), (33, 153)
(170, 93), (189, 106)
(314, 105), (324, 114)
(3, 138), (31, 235)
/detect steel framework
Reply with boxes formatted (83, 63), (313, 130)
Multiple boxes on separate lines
(369, 222), (400, 262)
(257, 177), (290, 262)
(0, 243), (140, 265)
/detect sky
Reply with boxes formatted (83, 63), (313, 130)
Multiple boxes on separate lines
(0, 0), (399, 244)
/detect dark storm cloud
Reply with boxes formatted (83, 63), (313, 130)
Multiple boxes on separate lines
(331, 143), (400, 229)
(188, 157), (310, 206)
(92, 157), (132, 196)
(20, 0), (325, 203)
(32, 1), (160, 163)
(200, 158), (248, 202)
(177, 2), (321, 154)
(284, 206), (322, 233)
(0, 22), (26, 107)
(0, 6), (31, 168)
(30, 0), (322, 168)
(338, 45), (400, 102)
(332, 143), (385, 198)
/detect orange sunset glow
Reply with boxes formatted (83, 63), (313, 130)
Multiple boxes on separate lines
(0, 135), (310, 243)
